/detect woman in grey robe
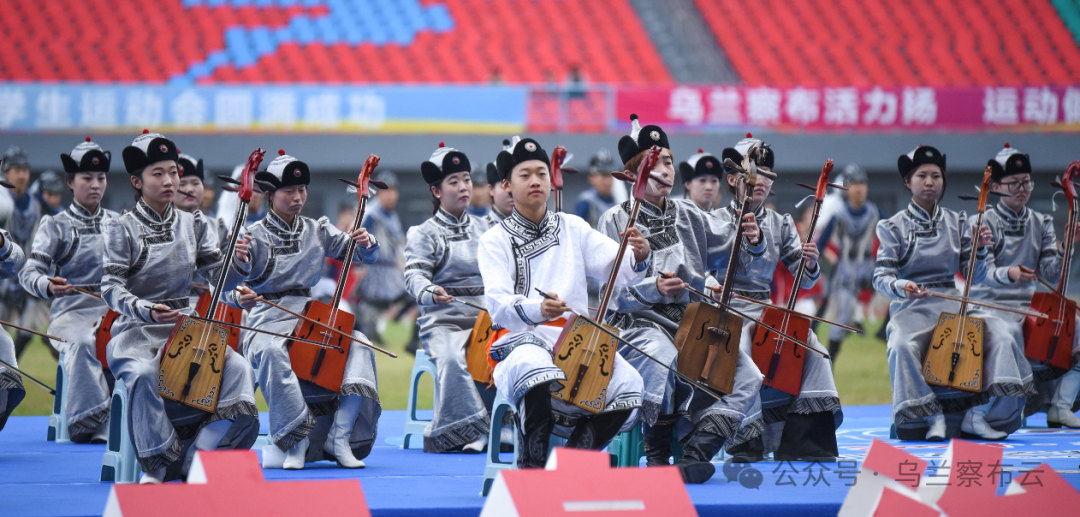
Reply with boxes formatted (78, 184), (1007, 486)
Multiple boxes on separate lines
(102, 131), (258, 483)
(18, 137), (118, 443)
(228, 150), (380, 470)
(873, 145), (1034, 442)
(404, 143), (496, 453)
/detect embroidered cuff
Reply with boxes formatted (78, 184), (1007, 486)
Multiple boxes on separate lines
(359, 236), (380, 264)
(135, 299), (155, 323)
(513, 299), (546, 326)
(745, 234), (768, 256)
(35, 276), (53, 300)
(231, 255), (251, 277)
(976, 247), (988, 260)
(417, 285), (437, 306)
(890, 279), (908, 299)
(628, 277), (662, 307)
(631, 253), (649, 273)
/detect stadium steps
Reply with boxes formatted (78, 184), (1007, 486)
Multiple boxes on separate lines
(627, 0), (739, 83)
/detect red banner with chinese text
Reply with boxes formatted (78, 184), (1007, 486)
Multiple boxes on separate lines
(615, 86), (1080, 132)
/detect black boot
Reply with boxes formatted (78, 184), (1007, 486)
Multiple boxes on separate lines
(725, 436), (764, 463)
(675, 427), (725, 484)
(774, 411), (839, 462)
(643, 415), (677, 466)
(516, 383), (555, 469)
(828, 339), (843, 370)
(566, 409), (632, 450)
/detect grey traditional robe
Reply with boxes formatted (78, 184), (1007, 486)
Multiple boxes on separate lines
(821, 201), (880, 343)
(102, 201), (257, 472)
(19, 202), (118, 440)
(597, 198), (764, 441)
(404, 208), (494, 452)
(973, 202), (1078, 414)
(0, 230), (26, 431)
(227, 210), (381, 458)
(874, 201), (1035, 439)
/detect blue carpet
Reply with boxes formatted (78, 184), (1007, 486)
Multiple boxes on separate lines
(2, 406), (1079, 517)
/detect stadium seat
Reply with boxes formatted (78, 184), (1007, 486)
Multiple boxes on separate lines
(400, 349), (437, 450)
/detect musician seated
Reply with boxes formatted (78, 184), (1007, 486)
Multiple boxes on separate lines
(713, 135), (840, 464)
(973, 144), (1080, 429)
(598, 118), (766, 483)
(873, 145), (1033, 441)
(478, 137), (648, 469)
(102, 131), (259, 483)
(18, 137), (119, 443)
(227, 150), (381, 470)
(403, 143), (499, 453)
(0, 229), (27, 433)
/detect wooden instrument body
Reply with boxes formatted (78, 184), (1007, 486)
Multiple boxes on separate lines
(551, 314), (619, 414)
(1024, 292), (1076, 371)
(159, 316), (230, 412)
(923, 312), (984, 392)
(289, 299), (352, 392)
(466, 310), (494, 383)
(94, 309), (120, 369)
(674, 302), (741, 395)
(194, 291), (242, 351)
(750, 307), (810, 396)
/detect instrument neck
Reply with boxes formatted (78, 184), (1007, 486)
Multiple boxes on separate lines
(786, 199), (823, 309)
(719, 193), (754, 306)
(1058, 200), (1077, 295)
(206, 200), (249, 318)
(331, 196), (368, 308)
(597, 199), (641, 319)
(959, 209), (987, 318)
(555, 188), (563, 213)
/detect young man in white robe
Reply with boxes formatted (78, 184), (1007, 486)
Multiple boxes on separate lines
(478, 136), (649, 468)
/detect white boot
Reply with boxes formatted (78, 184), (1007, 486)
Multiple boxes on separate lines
(1048, 369), (1080, 428)
(323, 395), (365, 468)
(462, 434), (487, 453)
(139, 467), (166, 484)
(925, 412), (947, 441)
(962, 401), (1007, 440)
(282, 437), (309, 470)
(193, 419), (231, 451)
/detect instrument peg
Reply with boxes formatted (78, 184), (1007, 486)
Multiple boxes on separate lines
(369, 180), (389, 190)
(217, 175), (241, 185)
(795, 182), (816, 191)
(828, 182), (849, 190)
(561, 166), (579, 174)
(611, 171), (635, 182)
(0, 180), (14, 189)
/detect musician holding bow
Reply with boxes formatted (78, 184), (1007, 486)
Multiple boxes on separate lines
(477, 136), (649, 469)
(873, 145), (1033, 441)
(597, 117), (765, 483)
(228, 150), (381, 470)
(403, 143), (500, 454)
(972, 144), (1080, 429)
(102, 131), (259, 483)
(715, 134), (840, 463)
(18, 137), (118, 443)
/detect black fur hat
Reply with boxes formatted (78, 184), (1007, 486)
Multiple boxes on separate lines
(679, 149), (723, 184)
(60, 137), (110, 174)
(254, 149), (310, 191)
(618, 114), (669, 165)
(988, 143), (1031, 183)
(122, 129), (178, 175)
(495, 136), (550, 180)
(177, 152), (204, 182)
(421, 142), (471, 185)
(898, 145), (946, 180)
